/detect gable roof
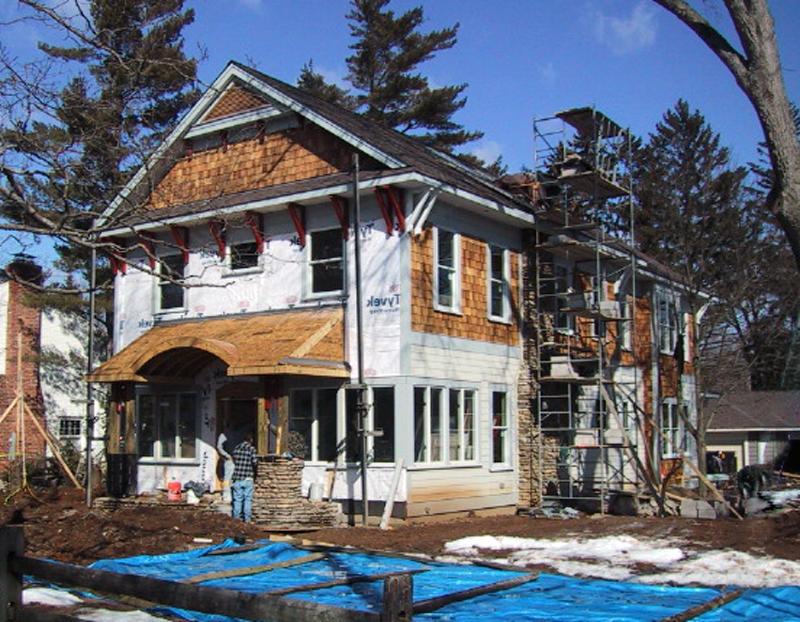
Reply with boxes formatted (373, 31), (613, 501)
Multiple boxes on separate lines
(706, 391), (800, 431)
(100, 61), (534, 230)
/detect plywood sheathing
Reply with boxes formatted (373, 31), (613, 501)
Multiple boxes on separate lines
(203, 85), (270, 122)
(88, 307), (347, 383)
(410, 228), (520, 346)
(149, 124), (357, 210)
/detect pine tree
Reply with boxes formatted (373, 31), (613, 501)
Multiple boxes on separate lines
(1, 0), (199, 359)
(297, 60), (356, 110)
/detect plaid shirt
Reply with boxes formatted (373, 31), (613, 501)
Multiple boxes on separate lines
(231, 440), (257, 482)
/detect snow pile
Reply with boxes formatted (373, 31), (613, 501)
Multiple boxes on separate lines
(443, 534), (800, 588)
(762, 488), (800, 506)
(639, 550), (800, 588)
(24, 587), (82, 607)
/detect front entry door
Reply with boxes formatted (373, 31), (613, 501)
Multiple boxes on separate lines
(216, 398), (258, 487)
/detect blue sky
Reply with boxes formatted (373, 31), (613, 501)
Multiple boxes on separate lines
(2, 0), (798, 172)
(1, 1), (797, 282)
(179, 0), (800, 172)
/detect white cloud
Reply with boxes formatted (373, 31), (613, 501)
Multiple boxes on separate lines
(471, 140), (503, 165)
(237, 0), (264, 11)
(592, 2), (657, 55)
(538, 61), (557, 85)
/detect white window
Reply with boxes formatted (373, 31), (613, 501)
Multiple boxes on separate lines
(656, 292), (681, 354)
(491, 390), (510, 466)
(157, 254), (186, 311)
(543, 263), (573, 333)
(619, 298), (632, 350)
(290, 388), (338, 462)
(308, 228), (344, 295)
(344, 386), (396, 463)
(137, 392), (197, 460)
(433, 228), (460, 312)
(59, 418), (81, 439)
(228, 240), (260, 272)
(660, 399), (683, 458)
(585, 274), (602, 337)
(487, 245), (510, 321)
(414, 386), (444, 463)
(448, 389), (477, 462)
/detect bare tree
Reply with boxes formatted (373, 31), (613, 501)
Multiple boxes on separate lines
(652, 0), (800, 272)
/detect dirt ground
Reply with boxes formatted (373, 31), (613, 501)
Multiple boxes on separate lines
(2, 486), (799, 567)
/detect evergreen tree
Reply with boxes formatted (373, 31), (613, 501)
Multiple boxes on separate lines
(634, 99), (798, 391)
(345, 0), (481, 152)
(297, 60), (356, 110)
(1, 0), (199, 361)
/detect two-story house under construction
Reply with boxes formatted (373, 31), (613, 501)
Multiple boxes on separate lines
(89, 62), (699, 521)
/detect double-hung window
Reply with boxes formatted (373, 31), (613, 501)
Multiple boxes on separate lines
(158, 254), (186, 311)
(619, 298), (632, 350)
(138, 392), (197, 460)
(343, 386), (396, 463)
(448, 389), (476, 462)
(434, 228), (460, 312)
(656, 292), (681, 354)
(309, 228), (344, 295)
(491, 391), (510, 466)
(290, 388), (337, 462)
(488, 246), (510, 321)
(414, 387), (443, 463)
(660, 399), (682, 458)
(59, 418), (81, 439)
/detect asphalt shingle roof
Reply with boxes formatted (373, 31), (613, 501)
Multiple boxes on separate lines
(706, 391), (800, 430)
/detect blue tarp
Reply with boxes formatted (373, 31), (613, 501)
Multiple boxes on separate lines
(82, 541), (800, 621)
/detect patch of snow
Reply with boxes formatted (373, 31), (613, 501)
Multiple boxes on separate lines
(23, 587), (82, 607)
(762, 488), (800, 506)
(637, 550), (800, 588)
(76, 608), (170, 621)
(445, 535), (684, 567)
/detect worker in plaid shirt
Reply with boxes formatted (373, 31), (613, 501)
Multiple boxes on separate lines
(231, 433), (258, 522)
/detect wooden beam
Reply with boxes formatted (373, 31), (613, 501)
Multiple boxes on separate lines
(288, 203), (306, 246)
(682, 454), (743, 520)
(268, 569), (426, 597)
(413, 573), (539, 614)
(382, 573), (413, 622)
(170, 226), (190, 265)
(244, 211), (266, 254)
(373, 188), (394, 235)
(384, 186), (406, 233)
(658, 589), (743, 622)
(208, 220), (226, 259)
(183, 553), (325, 584)
(11, 555), (379, 622)
(329, 196), (349, 240)
(123, 384), (137, 456)
(288, 314), (342, 359)
(0, 526), (24, 622)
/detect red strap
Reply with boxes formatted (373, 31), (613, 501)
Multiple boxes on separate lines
(208, 220), (226, 259)
(139, 234), (156, 270)
(108, 238), (127, 275)
(288, 203), (306, 247)
(374, 188), (394, 235)
(244, 211), (265, 253)
(329, 196), (349, 240)
(384, 186), (405, 233)
(170, 226), (190, 265)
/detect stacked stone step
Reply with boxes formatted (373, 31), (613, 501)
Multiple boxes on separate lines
(252, 456), (339, 529)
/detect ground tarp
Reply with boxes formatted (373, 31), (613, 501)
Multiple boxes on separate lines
(79, 541), (800, 621)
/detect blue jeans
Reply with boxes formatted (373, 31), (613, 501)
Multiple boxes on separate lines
(231, 478), (254, 522)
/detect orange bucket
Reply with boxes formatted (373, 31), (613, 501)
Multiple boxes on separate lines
(167, 480), (182, 502)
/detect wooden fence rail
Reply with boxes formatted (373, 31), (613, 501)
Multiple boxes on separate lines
(0, 526), (413, 622)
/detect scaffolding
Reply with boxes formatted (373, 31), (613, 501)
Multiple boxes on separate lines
(533, 107), (644, 512)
